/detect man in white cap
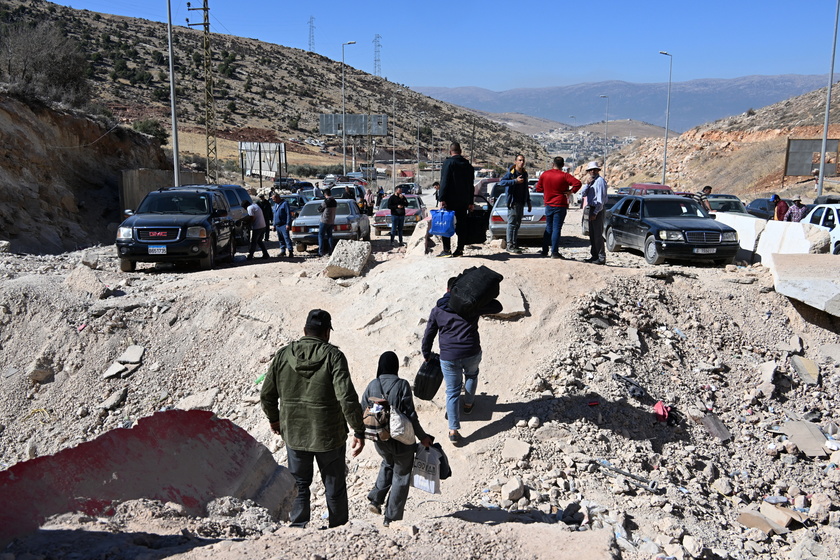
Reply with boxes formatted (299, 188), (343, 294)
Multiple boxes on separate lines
(783, 196), (807, 222)
(579, 162), (608, 265)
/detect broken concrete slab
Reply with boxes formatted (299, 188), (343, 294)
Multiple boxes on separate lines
(103, 362), (127, 380)
(771, 254), (840, 317)
(782, 421), (828, 458)
(737, 509), (789, 535)
(324, 240), (371, 278)
(790, 355), (820, 385)
(0, 410), (296, 548)
(713, 212), (765, 263)
(757, 221), (830, 269)
(117, 345), (145, 364)
(759, 500), (808, 527)
(176, 387), (220, 411)
(99, 387), (127, 410)
(501, 438), (531, 462)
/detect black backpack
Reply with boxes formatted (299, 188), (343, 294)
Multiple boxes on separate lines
(448, 265), (503, 318)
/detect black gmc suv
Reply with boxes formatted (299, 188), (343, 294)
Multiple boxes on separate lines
(116, 186), (236, 272)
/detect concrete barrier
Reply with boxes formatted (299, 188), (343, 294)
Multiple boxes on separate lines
(0, 410), (295, 548)
(772, 254), (840, 317)
(713, 213), (766, 263)
(755, 221), (830, 269)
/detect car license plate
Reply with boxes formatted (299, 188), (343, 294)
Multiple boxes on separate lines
(309, 227), (319, 233)
(694, 247), (716, 254)
(521, 216), (533, 221)
(148, 245), (167, 255)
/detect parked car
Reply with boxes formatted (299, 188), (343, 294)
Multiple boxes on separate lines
(605, 195), (739, 265)
(396, 182), (422, 195)
(615, 186), (632, 195)
(329, 183), (366, 201)
(290, 199), (371, 252)
(707, 193), (749, 214)
(290, 181), (314, 192)
(746, 197), (794, 220)
(488, 192), (547, 241)
(170, 184), (252, 245)
(582, 194), (626, 235)
(273, 177), (297, 189)
(627, 183), (673, 196)
(803, 204), (840, 254)
(276, 194), (309, 219)
(474, 177), (501, 199)
(373, 194), (428, 235)
(116, 186), (236, 272)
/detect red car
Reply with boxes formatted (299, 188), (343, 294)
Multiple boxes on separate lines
(373, 195), (428, 235)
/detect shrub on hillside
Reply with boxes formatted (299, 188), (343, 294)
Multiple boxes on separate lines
(132, 119), (169, 144)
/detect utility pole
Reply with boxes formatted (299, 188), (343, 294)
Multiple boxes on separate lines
(308, 17), (315, 52)
(187, 1), (218, 183)
(166, 0), (180, 187)
(373, 34), (381, 77)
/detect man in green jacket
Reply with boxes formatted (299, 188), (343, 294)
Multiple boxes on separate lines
(261, 309), (366, 528)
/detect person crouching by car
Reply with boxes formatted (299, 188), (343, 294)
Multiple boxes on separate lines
(362, 351), (433, 527)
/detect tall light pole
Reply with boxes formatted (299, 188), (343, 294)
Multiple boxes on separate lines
(599, 95), (609, 175)
(818, 0), (840, 197)
(416, 112), (425, 186)
(391, 98), (397, 191)
(341, 40), (356, 175)
(166, 0), (180, 186)
(660, 51), (673, 185)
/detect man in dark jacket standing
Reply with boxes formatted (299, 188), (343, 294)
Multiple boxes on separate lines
(271, 193), (294, 258)
(437, 142), (475, 257)
(261, 309), (365, 528)
(421, 277), (502, 445)
(317, 188), (338, 257)
(387, 186), (408, 246)
(498, 154), (531, 253)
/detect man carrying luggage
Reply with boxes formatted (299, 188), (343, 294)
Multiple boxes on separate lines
(437, 142), (475, 258)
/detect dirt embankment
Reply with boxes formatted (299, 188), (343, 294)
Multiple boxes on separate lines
(0, 94), (168, 254)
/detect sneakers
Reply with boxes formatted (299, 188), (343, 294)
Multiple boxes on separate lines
(550, 253), (567, 260)
(383, 518), (391, 527)
(368, 502), (382, 515)
(508, 246), (522, 254)
(540, 250), (548, 257)
(437, 251), (452, 258)
(451, 250), (464, 258)
(463, 403), (474, 414)
(449, 431), (463, 446)
(278, 252), (287, 258)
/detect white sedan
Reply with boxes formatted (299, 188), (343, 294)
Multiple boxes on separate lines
(803, 204), (840, 254)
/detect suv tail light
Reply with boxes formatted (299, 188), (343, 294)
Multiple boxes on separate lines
(291, 225), (304, 233)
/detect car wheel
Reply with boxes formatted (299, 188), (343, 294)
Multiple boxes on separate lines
(199, 242), (215, 270)
(834, 242), (840, 255)
(363, 227), (371, 241)
(225, 237), (236, 262)
(644, 236), (664, 265)
(605, 228), (622, 252)
(119, 258), (136, 272)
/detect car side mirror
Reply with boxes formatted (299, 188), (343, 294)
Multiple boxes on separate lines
(213, 209), (228, 218)
(628, 212), (640, 219)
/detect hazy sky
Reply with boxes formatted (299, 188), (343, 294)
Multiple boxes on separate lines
(54, 0), (839, 90)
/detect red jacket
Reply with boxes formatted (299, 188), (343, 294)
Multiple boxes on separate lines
(535, 169), (582, 207)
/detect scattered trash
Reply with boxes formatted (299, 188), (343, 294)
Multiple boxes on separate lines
(597, 459), (660, 493)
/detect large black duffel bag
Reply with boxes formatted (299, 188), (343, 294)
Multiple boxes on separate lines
(448, 265), (503, 318)
(458, 207), (489, 245)
(414, 353), (443, 400)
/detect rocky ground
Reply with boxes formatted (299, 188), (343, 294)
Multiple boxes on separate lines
(1, 204), (839, 560)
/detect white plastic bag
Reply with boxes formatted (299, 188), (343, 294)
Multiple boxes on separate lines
(411, 445), (442, 494)
(389, 408), (415, 445)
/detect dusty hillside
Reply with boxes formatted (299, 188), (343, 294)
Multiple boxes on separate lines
(1, 219), (839, 559)
(0, 0), (547, 170)
(607, 84), (840, 200)
(0, 94), (167, 253)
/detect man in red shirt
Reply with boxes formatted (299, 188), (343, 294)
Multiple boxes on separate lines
(535, 157), (582, 259)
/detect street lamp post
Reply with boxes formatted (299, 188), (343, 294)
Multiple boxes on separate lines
(660, 51), (673, 186)
(391, 99), (397, 191)
(818, 0), (840, 197)
(341, 40), (356, 175)
(416, 112), (424, 186)
(599, 95), (609, 175)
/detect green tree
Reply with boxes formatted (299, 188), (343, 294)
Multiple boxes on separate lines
(132, 119), (169, 144)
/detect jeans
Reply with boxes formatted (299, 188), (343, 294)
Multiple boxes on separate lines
(368, 439), (415, 521)
(588, 209), (606, 261)
(542, 205), (568, 255)
(506, 204), (525, 248)
(441, 207), (469, 253)
(318, 223), (334, 256)
(286, 445), (348, 528)
(390, 215), (405, 243)
(441, 351), (482, 431)
(249, 227), (268, 257)
(276, 225), (293, 253)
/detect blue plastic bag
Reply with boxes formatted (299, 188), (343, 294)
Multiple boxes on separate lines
(429, 209), (456, 237)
